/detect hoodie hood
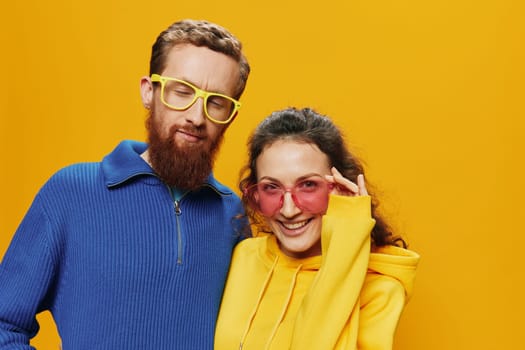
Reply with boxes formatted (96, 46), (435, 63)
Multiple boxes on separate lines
(368, 245), (420, 300)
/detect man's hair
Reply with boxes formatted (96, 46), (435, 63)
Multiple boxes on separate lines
(149, 19), (250, 99)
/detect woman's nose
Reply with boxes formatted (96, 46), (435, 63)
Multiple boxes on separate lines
(279, 191), (301, 218)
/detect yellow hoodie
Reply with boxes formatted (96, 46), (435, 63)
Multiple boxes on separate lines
(215, 195), (420, 350)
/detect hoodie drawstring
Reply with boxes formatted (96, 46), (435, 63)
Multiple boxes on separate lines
(264, 264), (303, 350)
(239, 256), (279, 350)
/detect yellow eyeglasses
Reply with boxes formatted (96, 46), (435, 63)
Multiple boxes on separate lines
(151, 74), (241, 124)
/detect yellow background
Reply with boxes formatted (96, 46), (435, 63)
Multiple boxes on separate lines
(1, 0), (523, 349)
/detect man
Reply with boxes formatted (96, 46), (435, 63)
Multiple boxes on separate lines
(0, 19), (250, 349)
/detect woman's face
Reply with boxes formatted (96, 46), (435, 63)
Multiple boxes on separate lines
(255, 139), (332, 259)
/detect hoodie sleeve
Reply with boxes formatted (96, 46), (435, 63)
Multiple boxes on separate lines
(357, 243), (420, 349)
(357, 274), (406, 349)
(290, 195), (375, 350)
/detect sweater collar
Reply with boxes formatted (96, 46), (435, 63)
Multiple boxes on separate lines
(101, 140), (233, 195)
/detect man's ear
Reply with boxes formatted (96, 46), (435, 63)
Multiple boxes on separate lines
(140, 76), (154, 109)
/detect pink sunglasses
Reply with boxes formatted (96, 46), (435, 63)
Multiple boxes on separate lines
(244, 175), (334, 216)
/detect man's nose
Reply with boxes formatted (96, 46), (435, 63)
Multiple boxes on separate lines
(184, 97), (206, 126)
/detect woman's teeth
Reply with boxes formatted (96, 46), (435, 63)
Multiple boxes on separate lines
(282, 220), (308, 230)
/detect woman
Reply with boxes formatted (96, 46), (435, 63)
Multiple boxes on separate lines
(215, 107), (420, 349)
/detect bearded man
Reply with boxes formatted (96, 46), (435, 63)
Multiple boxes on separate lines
(0, 19), (250, 350)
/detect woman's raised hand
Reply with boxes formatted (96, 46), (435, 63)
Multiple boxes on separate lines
(325, 167), (368, 197)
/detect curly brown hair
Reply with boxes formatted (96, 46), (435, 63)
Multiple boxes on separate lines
(239, 107), (406, 249)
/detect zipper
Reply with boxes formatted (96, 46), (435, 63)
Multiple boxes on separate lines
(109, 172), (191, 265)
(174, 199), (183, 264)
(168, 184), (225, 265)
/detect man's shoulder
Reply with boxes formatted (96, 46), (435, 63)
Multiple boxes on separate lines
(51, 161), (101, 180)
(204, 174), (236, 197)
(41, 162), (102, 195)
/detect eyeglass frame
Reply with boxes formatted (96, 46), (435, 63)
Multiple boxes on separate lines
(244, 175), (335, 216)
(150, 73), (241, 124)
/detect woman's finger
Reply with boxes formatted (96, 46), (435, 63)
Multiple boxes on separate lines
(329, 167), (359, 195)
(357, 174), (368, 196)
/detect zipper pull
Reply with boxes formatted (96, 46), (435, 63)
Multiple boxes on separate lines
(174, 200), (182, 215)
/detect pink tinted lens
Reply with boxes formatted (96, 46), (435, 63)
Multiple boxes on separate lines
(256, 183), (285, 216)
(292, 179), (331, 214)
(244, 183), (282, 216)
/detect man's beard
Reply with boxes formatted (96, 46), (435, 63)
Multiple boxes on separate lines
(145, 112), (224, 191)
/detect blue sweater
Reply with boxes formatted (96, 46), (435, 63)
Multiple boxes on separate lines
(0, 140), (244, 349)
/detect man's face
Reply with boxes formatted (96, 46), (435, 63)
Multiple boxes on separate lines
(140, 44), (241, 189)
